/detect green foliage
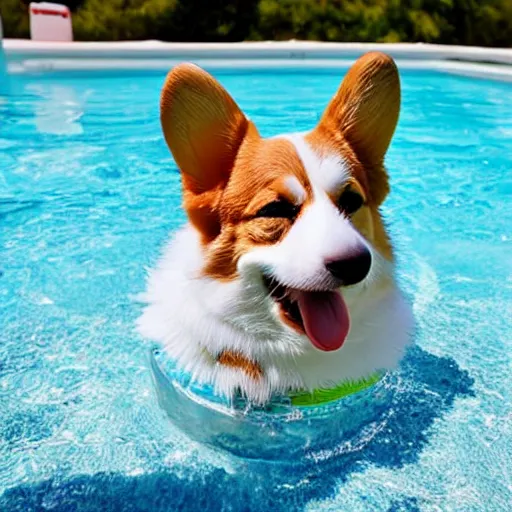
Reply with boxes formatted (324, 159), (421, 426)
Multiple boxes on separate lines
(71, 0), (260, 42)
(1, 0), (511, 47)
(1, 0), (31, 39)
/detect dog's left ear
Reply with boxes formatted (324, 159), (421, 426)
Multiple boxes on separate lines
(160, 63), (248, 191)
(318, 52), (400, 204)
(160, 63), (249, 240)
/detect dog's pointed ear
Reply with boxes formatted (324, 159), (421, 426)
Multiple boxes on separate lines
(160, 64), (249, 241)
(320, 51), (400, 170)
(160, 63), (249, 193)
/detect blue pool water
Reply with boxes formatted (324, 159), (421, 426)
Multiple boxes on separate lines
(1, 66), (511, 511)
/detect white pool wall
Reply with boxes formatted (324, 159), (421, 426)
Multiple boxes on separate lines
(3, 40), (512, 82)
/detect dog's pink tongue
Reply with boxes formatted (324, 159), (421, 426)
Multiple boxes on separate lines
(297, 291), (350, 351)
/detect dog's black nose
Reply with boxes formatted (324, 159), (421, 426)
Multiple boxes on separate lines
(325, 249), (372, 286)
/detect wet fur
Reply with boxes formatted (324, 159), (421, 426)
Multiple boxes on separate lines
(138, 53), (414, 404)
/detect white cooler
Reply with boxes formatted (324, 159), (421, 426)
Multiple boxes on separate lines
(30, 2), (73, 42)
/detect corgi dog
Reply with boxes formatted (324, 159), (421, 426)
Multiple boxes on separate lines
(138, 52), (414, 405)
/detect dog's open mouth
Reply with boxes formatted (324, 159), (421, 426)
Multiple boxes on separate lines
(263, 275), (350, 352)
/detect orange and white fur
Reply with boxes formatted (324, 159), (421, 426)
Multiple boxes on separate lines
(138, 52), (414, 405)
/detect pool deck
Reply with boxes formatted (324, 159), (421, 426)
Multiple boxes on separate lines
(3, 40), (512, 81)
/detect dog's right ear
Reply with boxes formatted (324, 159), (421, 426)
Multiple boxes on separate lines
(316, 52), (400, 205)
(160, 64), (249, 240)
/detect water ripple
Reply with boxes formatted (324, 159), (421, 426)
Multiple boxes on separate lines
(1, 68), (511, 511)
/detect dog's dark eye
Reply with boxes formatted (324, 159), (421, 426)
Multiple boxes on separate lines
(254, 200), (299, 219)
(338, 188), (364, 215)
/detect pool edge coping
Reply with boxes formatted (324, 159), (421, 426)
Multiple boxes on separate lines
(3, 40), (512, 82)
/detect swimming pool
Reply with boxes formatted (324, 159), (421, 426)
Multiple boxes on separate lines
(1, 66), (511, 511)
